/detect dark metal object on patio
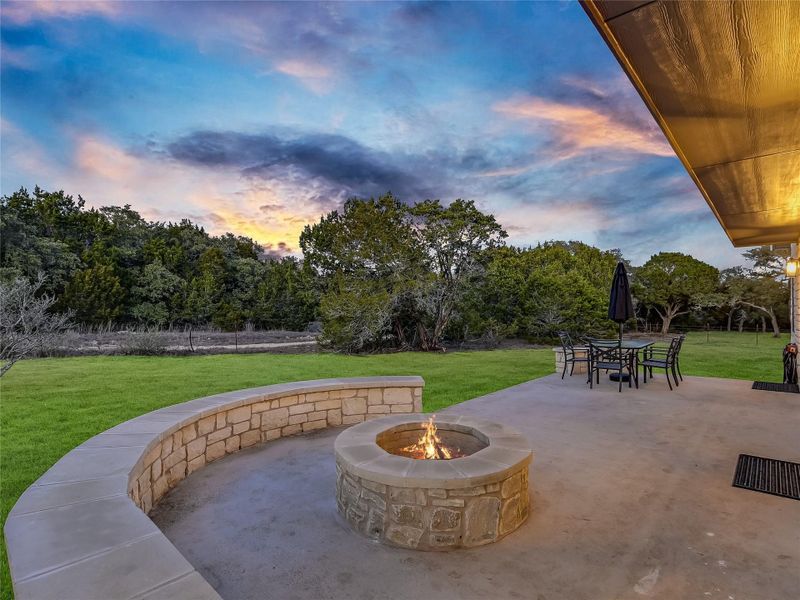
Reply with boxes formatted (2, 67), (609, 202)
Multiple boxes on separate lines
(558, 331), (589, 379)
(783, 343), (798, 384)
(640, 336), (684, 391)
(732, 454), (800, 501)
(588, 340), (637, 392)
(607, 262), (634, 383)
(608, 262), (634, 324)
(752, 381), (800, 394)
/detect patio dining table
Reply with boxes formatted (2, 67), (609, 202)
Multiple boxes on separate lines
(587, 338), (656, 383)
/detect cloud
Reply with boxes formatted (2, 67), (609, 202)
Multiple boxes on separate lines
(0, 0), (119, 24)
(274, 59), (335, 94)
(493, 95), (674, 159)
(496, 200), (609, 246)
(76, 137), (140, 181)
(115, 2), (366, 94)
(165, 129), (433, 202)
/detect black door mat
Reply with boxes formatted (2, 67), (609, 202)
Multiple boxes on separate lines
(732, 454), (800, 500)
(752, 381), (799, 393)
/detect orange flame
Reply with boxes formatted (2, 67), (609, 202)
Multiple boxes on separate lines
(401, 416), (455, 460)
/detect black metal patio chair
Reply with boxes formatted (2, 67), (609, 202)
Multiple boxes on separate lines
(641, 336), (682, 390)
(674, 334), (685, 381)
(588, 340), (637, 392)
(557, 331), (590, 379)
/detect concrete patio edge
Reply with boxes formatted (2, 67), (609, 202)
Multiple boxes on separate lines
(4, 376), (425, 600)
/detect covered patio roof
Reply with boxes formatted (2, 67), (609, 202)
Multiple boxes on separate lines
(581, 1), (800, 247)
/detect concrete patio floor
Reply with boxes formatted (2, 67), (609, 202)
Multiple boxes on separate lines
(150, 373), (800, 600)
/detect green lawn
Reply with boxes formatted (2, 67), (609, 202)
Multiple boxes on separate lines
(678, 330), (790, 381)
(0, 332), (789, 597)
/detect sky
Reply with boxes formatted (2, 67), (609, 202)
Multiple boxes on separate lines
(0, 0), (747, 267)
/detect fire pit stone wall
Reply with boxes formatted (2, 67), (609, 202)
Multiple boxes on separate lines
(335, 415), (532, 550)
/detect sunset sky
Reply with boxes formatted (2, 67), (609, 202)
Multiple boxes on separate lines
(1, 0), (747, 266)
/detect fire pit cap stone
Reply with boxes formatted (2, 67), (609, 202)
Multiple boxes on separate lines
(334, 414), (532, 489)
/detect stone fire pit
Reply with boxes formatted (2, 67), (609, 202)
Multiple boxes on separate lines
(335, 414), (532, 550)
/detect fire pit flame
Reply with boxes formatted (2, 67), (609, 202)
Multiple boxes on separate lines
(400, 416), (465, 460)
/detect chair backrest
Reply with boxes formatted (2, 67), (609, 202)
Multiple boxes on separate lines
(589, 339), (624, 365)
(666, 336), (682, 361)
(558, 331), (572, 352)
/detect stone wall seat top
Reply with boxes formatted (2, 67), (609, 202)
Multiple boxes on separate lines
(4, 376), (425, 600)
(334, 414), (532, 489)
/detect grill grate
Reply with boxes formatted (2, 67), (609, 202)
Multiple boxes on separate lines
(751, 381), (799, 393)
(732, 454), (800, 501)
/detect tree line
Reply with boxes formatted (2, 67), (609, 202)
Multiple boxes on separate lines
(0, 187), (790, 354)
(1, 187), (316, 331)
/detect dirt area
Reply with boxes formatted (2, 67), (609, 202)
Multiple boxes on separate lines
(41, 329), (319, 357)
(37, 331), (549, 358)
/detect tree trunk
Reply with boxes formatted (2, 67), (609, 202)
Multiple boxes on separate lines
(768, 308), (780, 337)
(741, 302), (781, 338)
(737, 315), (744, 333)
(660, 315), (672, 335)
(655, 302), (686, 335)
(726, 308), (734, 331)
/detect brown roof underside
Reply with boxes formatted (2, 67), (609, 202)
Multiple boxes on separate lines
(581, 0), (800, 246)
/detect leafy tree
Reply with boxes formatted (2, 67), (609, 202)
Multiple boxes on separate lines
(740, 276), (788, 337)
(302, 195), (505, 351)
(185, 247), (229, 324)
(409, 199), (506, 349)
(61, 265), (125, 325)
(130, 260), (185, 326)
(718, 267), (751, 331)
(1, 190), (83, 295)
(301, 193), (421, 282)
(254, 258), (318, 330)
(212, 301), (245, 332)
(318, 276), (392, 353)
(301, 194), (423, 350)
(456, 242), (619, 340)
(634, 252), (719, 334)
(743, 246), (787, 278)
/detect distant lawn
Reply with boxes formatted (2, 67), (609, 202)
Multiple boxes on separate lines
(679, 330), (790, 381)
(0, 332), (789, 597)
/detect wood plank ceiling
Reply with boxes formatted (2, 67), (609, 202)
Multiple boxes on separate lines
(581, 0), (800, 246)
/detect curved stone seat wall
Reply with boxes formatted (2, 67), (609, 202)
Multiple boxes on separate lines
(5, 376), (424, 600)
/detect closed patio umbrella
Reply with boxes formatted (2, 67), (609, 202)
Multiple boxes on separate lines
(608, 261), (634, 339)
(608, 262), (634, 383)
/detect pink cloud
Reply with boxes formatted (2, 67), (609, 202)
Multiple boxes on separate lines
(493, 95), (674, 159)
(274, 59), (335, 94)
(1, 0), (119, 24)
(76, 137), (140, 181)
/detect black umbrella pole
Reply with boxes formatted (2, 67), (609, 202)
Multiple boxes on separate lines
(610, 321), (630, 382)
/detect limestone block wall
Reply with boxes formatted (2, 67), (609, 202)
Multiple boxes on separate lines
(129, 382), (424, 513)
(5, 377), (424, 600)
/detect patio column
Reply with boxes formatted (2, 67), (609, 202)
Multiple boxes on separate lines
(793, 241), (799, 346)
(792, 241), (800, 382)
